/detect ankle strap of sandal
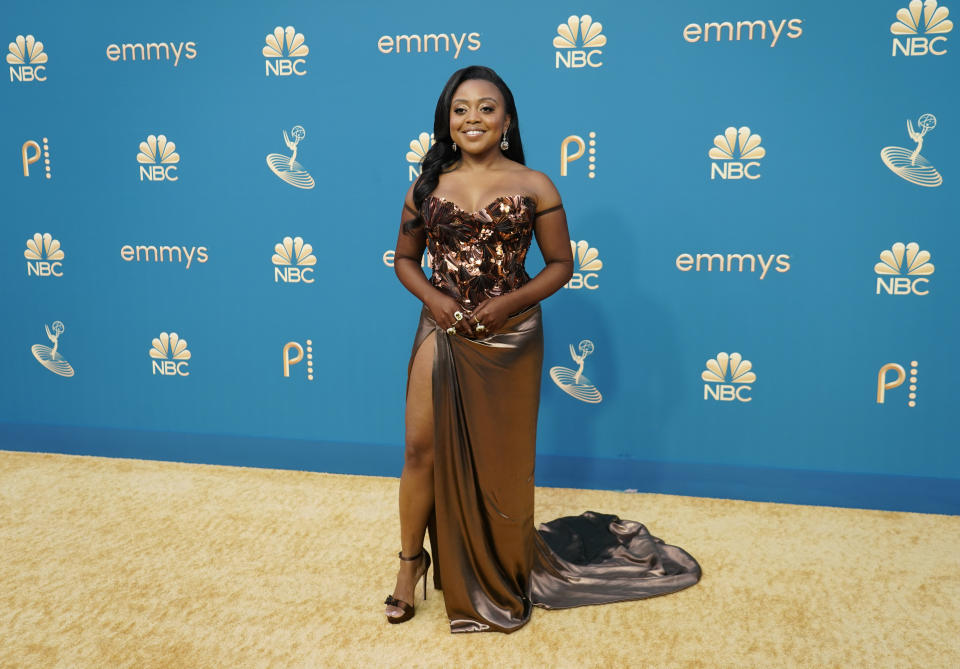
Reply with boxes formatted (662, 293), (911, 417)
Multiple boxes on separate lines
(398, 550), (423, 561)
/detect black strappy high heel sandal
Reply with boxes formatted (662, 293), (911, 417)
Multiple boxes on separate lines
(384, 549), (432, 624)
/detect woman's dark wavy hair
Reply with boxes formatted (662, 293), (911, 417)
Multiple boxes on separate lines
(404, 65), (525, 232)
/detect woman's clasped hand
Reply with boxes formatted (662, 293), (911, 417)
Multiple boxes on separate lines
(426, 292), (515, 338)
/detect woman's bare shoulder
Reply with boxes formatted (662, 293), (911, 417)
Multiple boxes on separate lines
(515, 168), (561, 209)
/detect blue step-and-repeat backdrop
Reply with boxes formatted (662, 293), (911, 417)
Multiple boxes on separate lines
(2, 1), (957, 513)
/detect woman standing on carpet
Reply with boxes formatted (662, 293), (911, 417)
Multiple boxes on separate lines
(386, 66), (700, 633)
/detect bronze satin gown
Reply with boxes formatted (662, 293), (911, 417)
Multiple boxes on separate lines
(409, 194), (701, 634)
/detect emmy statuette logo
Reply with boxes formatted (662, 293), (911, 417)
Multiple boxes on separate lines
(8, 34), (47, 82)
(273, 236), (316, 283)
(283, 340), (314, 381)
(880, 114), (942, 187)
(554, 15), (606, 68)
(25, 233), (64, 277)
(710, 127), (765, 180)
(31, 321), (74, 377)
(150, 332), (191, 376)
(565, 240), (602, 290)
(891, 0), (952, 56)
(550, 340), (602, 403)
(877, 361), (919, 407)
(702, 352), (755, 402)
(22, 137), (51, 179)
(560, 132), (597, 179)
(875, 242), (934, 295)
(407, 132), (434, 181)
(263, 26), (308, 76)
(266, 126), (315, 189)
(138, 134), (179, 182)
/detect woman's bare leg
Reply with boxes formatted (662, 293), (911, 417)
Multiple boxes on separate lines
(386, 332), (436, 618)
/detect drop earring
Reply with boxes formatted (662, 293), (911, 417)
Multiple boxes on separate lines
(500, 132), (509, 151)
(452, 142), (458, 152)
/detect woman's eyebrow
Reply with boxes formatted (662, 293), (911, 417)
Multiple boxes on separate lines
(452, 97), (498, 105)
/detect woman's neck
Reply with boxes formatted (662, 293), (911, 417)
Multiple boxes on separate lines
(455, 147), (510, 172)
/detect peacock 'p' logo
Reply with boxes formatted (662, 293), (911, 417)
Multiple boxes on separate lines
(263, 26), (308, 76)
(702, 352), (755, 402)
(554, 15), (606, 68)
(150, 332), (191, 376)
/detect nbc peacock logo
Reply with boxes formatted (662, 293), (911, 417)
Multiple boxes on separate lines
(31, 321), (74, 377)
(407, 132), (434, 181)
(150, 332), (191, 376)
(554, 15), (606, 68)
(881, 114), (942, 187)
(137, 134), (179, 182)
(891, 0), (952, 56)
(272, 236), (316, 283)
(25, 233), (64, 278)
(263, 26), (308, 76)
(710, 127), (765, 180)
(875, 242), (934, 295)
(266, 125), (315, 189)
(565, 240), (602, 290)
(702, 352), (755, 402)
(550, 339), (602, 403)
(8, 34), (47, 82)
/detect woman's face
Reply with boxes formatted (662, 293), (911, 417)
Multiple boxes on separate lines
(448, 78), (510, 155)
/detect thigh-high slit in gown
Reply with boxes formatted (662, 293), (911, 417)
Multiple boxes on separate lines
(408, 194), (700, 634)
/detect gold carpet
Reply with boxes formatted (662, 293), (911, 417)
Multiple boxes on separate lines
(0, 450), (957, 669)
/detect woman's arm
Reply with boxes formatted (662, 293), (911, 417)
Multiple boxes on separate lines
(394, 185), (471, 333)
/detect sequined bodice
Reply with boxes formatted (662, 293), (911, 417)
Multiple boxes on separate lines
(422, 194), (535, 311)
